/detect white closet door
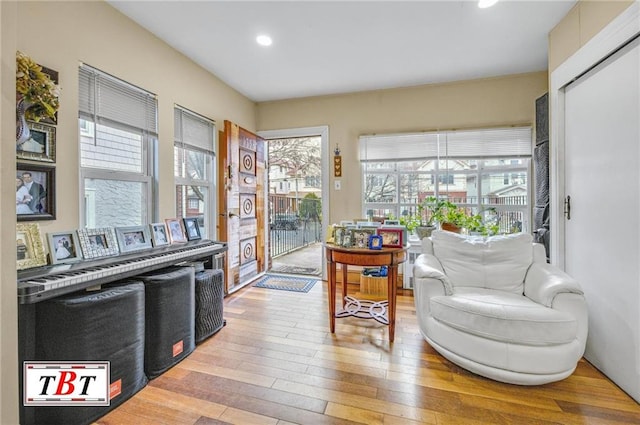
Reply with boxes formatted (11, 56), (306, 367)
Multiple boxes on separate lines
(564, 36), (640, 401)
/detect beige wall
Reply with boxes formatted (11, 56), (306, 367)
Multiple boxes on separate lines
(257, 72), (548, 222)
(1, 1), (255, 423)
(549, 0), (634, 72)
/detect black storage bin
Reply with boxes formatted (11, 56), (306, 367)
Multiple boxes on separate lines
(32, 280), (147, 425)
(194, 268), (225, 343)
(139, 266), (195, 379)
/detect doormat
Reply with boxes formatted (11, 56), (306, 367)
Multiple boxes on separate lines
(254, 274), (318, 293)
(270, 264), (321, 276)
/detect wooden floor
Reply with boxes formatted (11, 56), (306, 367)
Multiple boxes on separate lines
(96, 279), (640, 425)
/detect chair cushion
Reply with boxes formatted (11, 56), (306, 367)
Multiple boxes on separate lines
(431, 231), (533, 294)
(430, 288), (577, 346)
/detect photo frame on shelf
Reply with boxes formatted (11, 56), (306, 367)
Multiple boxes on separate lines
(183, 217), (202, 241)
(376, 228), (403, 248)
(17, 223), (47, 270)
(165, 218), (187, 244)
(17, 121), (56, 163)
(47, 230), (82, 265)
(352, 228), (376, 249)
(77, 227), (119, 259)
(149, 222), (169, 247)
(368, 234), (383, 250)
(16, 162), (55, 221)
(115, 225), (153, 253)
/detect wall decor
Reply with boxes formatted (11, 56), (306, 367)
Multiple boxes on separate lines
(17, 223), (47, 270)
(16, 162), (55, 221)
(17, 121), (56, 162)
(115, 225), (153, 253)
(183, 217), (202, 241)
(333, 144), (342, 177)
(376, 228), (403, 248)
(16, 52), (60, 145)
(165, 218), (187, 244)
(77, 227), (119, 259)
(47, 230), (82, 265)
(149, 222), (169, 247)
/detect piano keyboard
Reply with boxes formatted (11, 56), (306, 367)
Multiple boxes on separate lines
(18, 240), (227, 304)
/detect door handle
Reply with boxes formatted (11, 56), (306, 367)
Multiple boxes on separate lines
(564, 195), (571, 220)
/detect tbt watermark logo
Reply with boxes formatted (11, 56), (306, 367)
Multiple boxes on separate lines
(24, 362), (110, 406)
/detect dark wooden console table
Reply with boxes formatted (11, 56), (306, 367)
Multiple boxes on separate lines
(324, 244), (408, 342)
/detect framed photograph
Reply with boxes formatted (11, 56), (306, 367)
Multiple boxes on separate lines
(165, 218), (187, 244)
(77, 227), (119, 259)
(47, 231), (82, 265)
(115, 225), (153, 253)
(183, 217), (202, 241)
(376, 228), (403, 248)
(40, 65), (59, 125)
(150, 222), (169, 247)
(333, 226), (347, 247)
(16, 162), (55, 221)
(368, 234), (383, 250)
(17, 223), (47, 270)
(17, 121), (56, 162)
(352, 228), (375, 249)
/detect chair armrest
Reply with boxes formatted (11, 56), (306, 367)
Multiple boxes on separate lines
(413, 254), (453, 295)
(524, 262), (584, 308)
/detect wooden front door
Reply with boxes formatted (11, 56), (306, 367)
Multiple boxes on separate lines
(218, 120), (267, 293)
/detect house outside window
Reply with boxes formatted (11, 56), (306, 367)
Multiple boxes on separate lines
(174, 106), (216, 239)
(79, 64), (157, 227)
(360, 127), (532, 234)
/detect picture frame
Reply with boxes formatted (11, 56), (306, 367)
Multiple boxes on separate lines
(115, 225), (153, 253)
(77, 227), (119, 259)
(16, 162), (55, 221)
(376, 228), (403, 248)
(165, 218), (187, 244)
(17, 121), (56, 163)
(149, 222), (169, 247)
(47, 230), (82, 265)
(17, 223), (47, 270)
(182, 217), (202, 241)
(352, 228), (376, 249)
(39, 65), (59, 125)
(325, 224), (335, 244)
(368, 234), (383, 250)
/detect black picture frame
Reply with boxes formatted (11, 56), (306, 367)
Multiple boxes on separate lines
(183, 217), (202, 241)
(16, 162), (55, 221)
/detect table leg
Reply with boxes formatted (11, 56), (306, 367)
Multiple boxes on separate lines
(328, 257), (337, 334)
(341, 263), (348, 307)
(388, 264), (398, 342)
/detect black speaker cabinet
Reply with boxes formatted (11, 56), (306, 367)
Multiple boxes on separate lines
(139, 266), (195, 379)
(32, 280), (147, 425)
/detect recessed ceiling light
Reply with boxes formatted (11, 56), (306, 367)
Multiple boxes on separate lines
(256, 35), (272, 47)
(478, 0), (499, 8)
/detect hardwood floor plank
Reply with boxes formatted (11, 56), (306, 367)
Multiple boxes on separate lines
(324, 402), (386, 425)
(94, 279), (640, 425)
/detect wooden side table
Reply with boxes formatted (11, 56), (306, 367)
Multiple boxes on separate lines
(325, 244), (408, 342)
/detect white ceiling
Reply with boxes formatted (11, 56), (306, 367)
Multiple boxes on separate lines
(108, 0), (576, 102)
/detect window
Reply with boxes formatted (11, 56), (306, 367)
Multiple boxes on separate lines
(174, 106), (216, 239)
(360, 127), (532, 233)
(79, 64), (157, 227)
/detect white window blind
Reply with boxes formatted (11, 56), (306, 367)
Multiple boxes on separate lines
(79, 64), (157, 134)
(174, 105), (215, 152)
(359, 127), (532, 161)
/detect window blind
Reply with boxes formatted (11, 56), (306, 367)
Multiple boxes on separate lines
(359, 127), (532, 161)
(79, 64), (157, 134)
(174, 105), (216, 152)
